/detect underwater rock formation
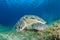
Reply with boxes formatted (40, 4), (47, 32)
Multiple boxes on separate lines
(38, 20), (60, 40)
(50, 20), (60, 39)
(14, 15), (48, 32)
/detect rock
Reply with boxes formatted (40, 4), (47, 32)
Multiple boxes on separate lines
(14, 15), (48, 32)
(43, 20), (60, 39)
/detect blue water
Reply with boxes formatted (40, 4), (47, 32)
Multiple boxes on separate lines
(0, 0), (60, 31)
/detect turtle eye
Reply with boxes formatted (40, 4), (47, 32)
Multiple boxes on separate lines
(18, 26), (20, 29)
(17, 26), (22, 29)
(20, 26), (23, 29)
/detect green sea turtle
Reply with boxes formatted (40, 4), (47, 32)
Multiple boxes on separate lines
(14, 15), (48, 32)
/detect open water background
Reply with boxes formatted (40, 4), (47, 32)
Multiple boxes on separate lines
(0, 0), (60, 31)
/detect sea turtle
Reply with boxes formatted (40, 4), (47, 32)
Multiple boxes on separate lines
(14, 15), (48, 32)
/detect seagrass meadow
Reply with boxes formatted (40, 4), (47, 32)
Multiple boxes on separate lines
(0, 20), (60, 40)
